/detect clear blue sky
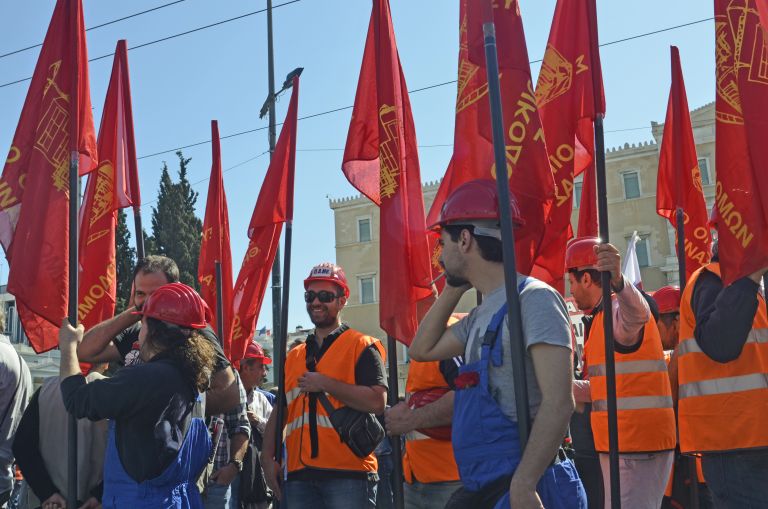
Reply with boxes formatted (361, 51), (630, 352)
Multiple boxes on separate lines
(0, 0), (715, 332)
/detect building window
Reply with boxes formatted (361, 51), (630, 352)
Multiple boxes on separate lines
(357, 217), (372, 243)
(359, 276), (376, 304)
(626, 234), (651, 268)
(622, 172), (641, 200)
(698, 157), (711, 186)
(573, 180), (583, 209)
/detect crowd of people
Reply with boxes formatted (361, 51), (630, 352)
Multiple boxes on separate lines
(0, 178), (766, 509)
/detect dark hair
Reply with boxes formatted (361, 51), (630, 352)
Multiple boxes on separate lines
(659, 312), (679, 327)
(568, 268), (602, 288)
(144, 317), (216, 392)
(442, 224), (503, 263)
(133, 255), (180, 283)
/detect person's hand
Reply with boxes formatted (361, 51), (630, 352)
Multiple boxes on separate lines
(247, 410), (266, 433)
(59, 320), (84, 351)
(509, 479), (544, 509)
(210, 463), (239, 486)
(385, 401), (415, 436)
(42, 492), (67, 509)
(298, 372), (327, 393)
(77, 496), (101, 509)
(594, 243), (623, 289)
(261, 454), (282, 500)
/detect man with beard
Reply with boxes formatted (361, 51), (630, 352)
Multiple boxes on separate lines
(262, 263), (387, 509)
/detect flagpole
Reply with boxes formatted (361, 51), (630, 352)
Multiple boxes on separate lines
(215, 261), (224, 343)
(67, 152), (79, 509)
(274, 220), (292, 465)
(387, 336), (405, 509)
(480, 12), (531, 447)
(265, 0), (283, 376)
(134, 208), (145, 259)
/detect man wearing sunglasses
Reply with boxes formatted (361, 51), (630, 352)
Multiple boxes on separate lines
(262, 263), (387, 509)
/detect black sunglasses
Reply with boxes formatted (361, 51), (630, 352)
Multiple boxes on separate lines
(304, 290), (341, 303)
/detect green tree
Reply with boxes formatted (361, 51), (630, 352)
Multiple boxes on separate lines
(150, 151), (202, 289)
(114, 209), (136, 313)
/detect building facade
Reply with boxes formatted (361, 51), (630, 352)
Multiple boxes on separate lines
(330, 103), (716, 384)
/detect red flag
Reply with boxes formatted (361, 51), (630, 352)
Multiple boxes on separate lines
(1, 0), (97, 352)
(78, 40), (141, 332)
(577, 161), (598, 238)
(427, 0), (555, 274)
(711, 1), (768, 284)
(758, 0), (768, 36)
(342, 0), (433, 345)
(230, 77), (299, 362)
(198, 120), (234, 356)
(656, 47), (711, 280)
(531, 0), (604, 292)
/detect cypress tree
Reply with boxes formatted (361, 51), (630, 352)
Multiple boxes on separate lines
(150, 151), (202, 289)
(114, 209), (136, 313)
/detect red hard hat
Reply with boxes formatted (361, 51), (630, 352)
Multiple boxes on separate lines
(134, 283), (209, 329)
(428, 179), (525, 231)
(565, 236), (601, 271)
(653, 286), (681, 314)
(410, 388), (452, 441)
(304, 263), (350, 298)
(244, 342), (273, 364)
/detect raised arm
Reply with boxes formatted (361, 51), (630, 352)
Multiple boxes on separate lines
(77, 308), (140, 363)
(409, 284), (468, 362)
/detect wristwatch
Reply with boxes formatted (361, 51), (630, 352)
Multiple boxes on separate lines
(229, 459), (244, 472)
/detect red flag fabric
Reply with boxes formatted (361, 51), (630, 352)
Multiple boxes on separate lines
(198, 120), (234, 357)
(78, 40), (141, 332)
(427, 0), (555, 274)
(342, 0), (433, 345)
(531, 0), (604, 292)
(577, 161), (598, 238)
(230, 78), (299, 362)
(656, 47), (711, 281)
(0, 0), (97, 352)
(711, 1), (768, 284)
(758, 0), (768, 37)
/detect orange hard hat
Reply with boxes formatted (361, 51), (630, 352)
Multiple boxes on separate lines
(653, 286), (681, 314)
(244, 342), (273, 365)
(428, 179), (525, 234)
(565, 236), (601, 271)
(304, 262), (350, 298)
(134, 283), (210, 329)
(410, 387), (452, 441)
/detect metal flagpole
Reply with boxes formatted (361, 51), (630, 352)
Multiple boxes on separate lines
(266, 0), (283, 372)
(274, 220), (293, 465)
(67, 152), (79, 509)
(480, 14), (531, 447)
(215, 261), (224, 343)
(134, 208), (145, 260)
(387, 336), (405, 509)
(675, 208), (700, 508)
(594, 115), (621, 508)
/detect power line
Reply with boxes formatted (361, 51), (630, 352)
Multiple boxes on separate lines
(0, 0), (303, 88)
(0, 0), (188, 60)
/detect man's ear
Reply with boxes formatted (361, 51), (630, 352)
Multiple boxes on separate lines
(338, 296), (347, 308)
(458, 228), (473, 253)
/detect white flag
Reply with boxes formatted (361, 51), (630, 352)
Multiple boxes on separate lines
(623, 231), (643, 290)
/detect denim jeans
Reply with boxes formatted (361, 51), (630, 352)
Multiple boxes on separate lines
(702, 449), (768, 509)
(204, 475), (241, 509)
(404, 480), (462, 509)
(375, 453), (394, 509)
(284, 477), (377, 509)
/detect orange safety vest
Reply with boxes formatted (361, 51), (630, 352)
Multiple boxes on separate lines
(402, 360), (459, 484)
(585, 302), (676, 453)
(677, 262), (768, 454)
(283, 328), (386, 475)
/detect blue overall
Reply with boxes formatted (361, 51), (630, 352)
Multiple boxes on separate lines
(452, 279), (587, 509)
(101, 415), (211, 508)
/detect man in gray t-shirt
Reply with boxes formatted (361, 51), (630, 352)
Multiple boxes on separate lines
(451, 276), (573, 422)
(409, 179), (583, 509)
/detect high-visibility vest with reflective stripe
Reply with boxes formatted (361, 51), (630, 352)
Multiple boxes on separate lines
(283, 329), (385, 474)
(402, 360), (459, 484)
(585, 304), (676, 453)
(677, 263), (768, 454)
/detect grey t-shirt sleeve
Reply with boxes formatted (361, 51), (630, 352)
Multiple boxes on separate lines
(520, 281), (573, 351)
(451, 311), (475, 346)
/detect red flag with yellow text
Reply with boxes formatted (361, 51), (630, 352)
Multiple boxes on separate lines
(342, 0), (433, 345)
(198, 120), (234, 356)
(78, 40), (140, 333)
(1, 0), (97, 352)
(230, 77), (299, 362)
(532, 0), (604, 292)
(427, 0), (554, 275)
(656, 47), (711, 281)
(712, 0), (768, 284)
